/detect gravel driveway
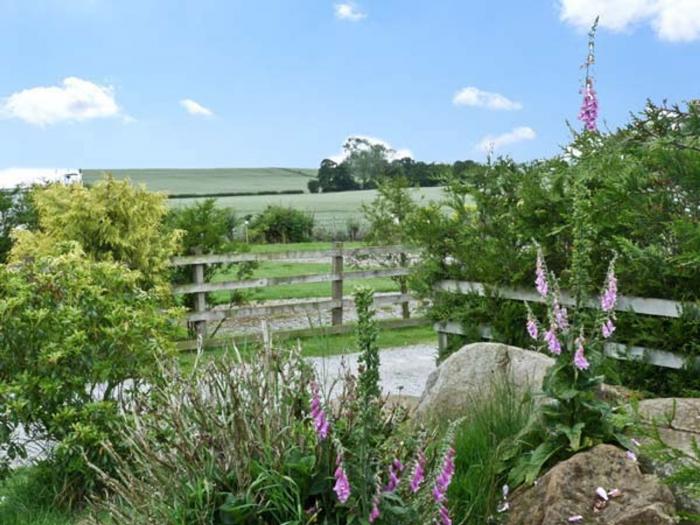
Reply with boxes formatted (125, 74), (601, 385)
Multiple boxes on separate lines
(307, 343), (437, 398)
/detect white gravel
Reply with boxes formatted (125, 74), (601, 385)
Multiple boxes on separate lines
(307, 343), (437, 398)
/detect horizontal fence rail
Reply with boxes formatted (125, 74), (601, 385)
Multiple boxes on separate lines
(434, 280), (697, 370)
(170, 243), (416, 345)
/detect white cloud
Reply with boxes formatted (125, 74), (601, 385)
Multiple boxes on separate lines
(558, 0), (700, 42)
(329, 135), (413, 163)
(477, 126), (536, 153)
(180, 98), (214, 117)
(1, 77), (121, 126)
(453, 86), (522, 110)
(334, 2), (366, 21)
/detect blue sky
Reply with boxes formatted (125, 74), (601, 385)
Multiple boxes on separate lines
(0, 0), (699, 169)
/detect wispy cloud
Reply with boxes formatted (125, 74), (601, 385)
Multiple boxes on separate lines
(334, 2), (366, 21)
(180, 98), (214, 117)
(329, 135), (412, 163)
(559, 0), (700, 42)
(0, 77), (122, 126)
(477, 126), (536, 153)
(453, 86), (522, 111)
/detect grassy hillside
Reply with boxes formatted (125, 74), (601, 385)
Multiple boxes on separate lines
(83, 168), (316, 195)
(172, 186), (446, 227)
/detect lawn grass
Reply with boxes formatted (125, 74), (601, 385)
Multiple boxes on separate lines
(209, 259), (400, 304)
(177, 322), (436, 369)
(0, 469), (82, 525)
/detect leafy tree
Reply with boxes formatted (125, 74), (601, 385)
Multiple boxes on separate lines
(344, 137), (392, 189)
(316, 158), (359, 192)
(9, 175), (180, 289)
(0, 187), (37, 263)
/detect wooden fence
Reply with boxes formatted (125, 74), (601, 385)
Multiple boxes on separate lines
(433, 280), (699, 370)
(170, 243), (414, 345)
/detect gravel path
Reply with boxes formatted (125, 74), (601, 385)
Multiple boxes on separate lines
(307, 343), (437, 398)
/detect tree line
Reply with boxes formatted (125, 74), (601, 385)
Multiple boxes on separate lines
(308, 136), (482, 192)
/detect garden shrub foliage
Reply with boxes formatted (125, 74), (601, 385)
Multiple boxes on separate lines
(249, 205), (315, 244)
(90, 288), (459, 525)
(0, 244), (178, 505)
(410, 101), (700, 391)
(9, 175), (180, 289)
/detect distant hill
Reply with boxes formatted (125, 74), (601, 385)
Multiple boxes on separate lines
(82, 168), (317, 195)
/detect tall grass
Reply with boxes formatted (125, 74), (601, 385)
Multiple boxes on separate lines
(0, 468), (81, 525)
(449, 377), (537, 524)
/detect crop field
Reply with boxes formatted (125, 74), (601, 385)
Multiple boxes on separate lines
(173, 186), (447, 227)
(82, 168), (316, 195)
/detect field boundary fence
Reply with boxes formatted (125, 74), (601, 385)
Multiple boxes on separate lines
(170, 243), (417, 349)
(433, 280), (699, 370)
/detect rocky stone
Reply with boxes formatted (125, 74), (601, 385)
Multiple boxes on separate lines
(415, 342), (554, 421)
(506, 444), (677, 525)
(637, 398), (700, 520)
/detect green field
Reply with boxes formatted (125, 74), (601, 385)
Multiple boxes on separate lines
(173, 186), (446, 228)
(83, 167), (316, 194)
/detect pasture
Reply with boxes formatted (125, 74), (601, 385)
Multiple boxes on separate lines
(82, 167), (316, 194)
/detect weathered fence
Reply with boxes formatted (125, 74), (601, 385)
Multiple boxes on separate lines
(433, 280), (699, 370)
(170, 243), (415, 346)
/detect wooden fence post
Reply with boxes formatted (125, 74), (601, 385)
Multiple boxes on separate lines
(192, 248), (207, 341)
(331, 241), (344, 326)
(400, 251), (410, 320)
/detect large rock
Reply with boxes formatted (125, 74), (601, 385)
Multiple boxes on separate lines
(507, 444), (677, 525)
(637, 398), (700, 520)
(415, 342), (554, 421)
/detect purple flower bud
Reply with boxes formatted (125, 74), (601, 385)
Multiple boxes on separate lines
(310, 382), (329, 441)
(573, 337), (590, 371)
(438, 502), (452, 525)
(544, 327), (562, 355)
(601, 267), (618, 312)
(334, 456), (351, 503)
(383, 458), (403, 492)
(526, 316), (538, 340)
(535, 250), (548, 297)
(368, 500), (381, 523)
(409, 450), (426, 493)
(601, 318), (615, 339)
(554, 302), (569, 331)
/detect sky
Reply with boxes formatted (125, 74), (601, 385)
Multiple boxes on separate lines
(0, 0), (699, 169)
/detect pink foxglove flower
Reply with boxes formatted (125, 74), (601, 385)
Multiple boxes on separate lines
(544, 327), (562, 355)
(595, 487), (608, 501)
(601, 267), (618, 312)
(601, 318), (615, 338)
(526, 315), (538, 340)
(368, 500), (381, 523)
(579, 80), (598, 131)
(554, 301), (569, 331)
(626, 450), (637, 462)
(568, 516), (583, 523)
(333, 456), (351, 503)
(573, 337), (590, 371)
(438, 502), (452, 525)
(310, 382), (329, 441)
(432, 447), (456, 503)
(409, 450), (426, 493)
(383, 459), (403, 492)
(535, 250), (548, 297)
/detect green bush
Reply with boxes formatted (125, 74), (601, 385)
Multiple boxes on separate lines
(167, 199), (255, 310)
(0, 245), (178, 505)
(10, 175), (180, 289)
(249, 205), (314, 243)
(410, 102), (700, 393)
